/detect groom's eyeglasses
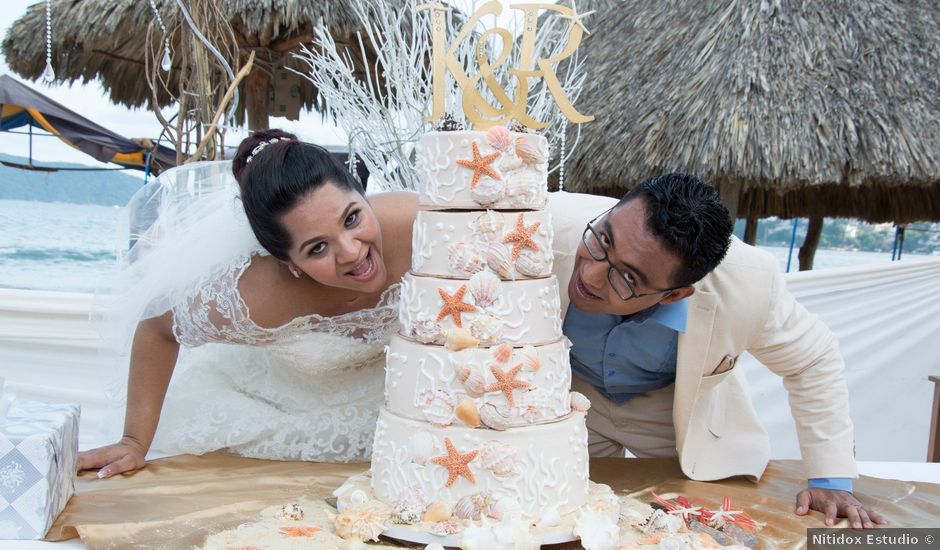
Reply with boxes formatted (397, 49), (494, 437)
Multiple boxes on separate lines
(582, 208), (677, 302)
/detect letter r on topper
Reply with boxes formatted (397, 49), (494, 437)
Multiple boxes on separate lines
(418, 0), (594, 130)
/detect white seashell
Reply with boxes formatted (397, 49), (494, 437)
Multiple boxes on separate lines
(487, 496), (523, 521)
(348, 490), (369, 506)
(478, 440), (519, 477)
(462, 367), (487, 398)
(468, 270), (501, 308)
(411, 317), (444, 344)
(277, 503), (304, 521)
(537, 505), (561, 527)
(430, 520), (462, 536)
(409, 431), (436, 465)
(514, 250), (549, 277)
(391, 485), (428, 524)
(469, 313), (504, 345)
(473, 210), (505, 241)
(418, 389), (456, 427)
(460, 519), (500, 550)
(515, 137), (546, 164)
(518, 345), (540, 372)
(330, 502), (390, 542)
(454, 492), (492, 520)
(570, 391), (592, 412)
(455, 364), (471, 383)
(425, 543), (447, 550)
(485, 243), (515, 279)
(642, 509), (684, 535)
(497, 155), (524, 173)
(448, 242), (487, 275)
(478, 402), (511, 431)
(505, 172), (542, 207)
(471, 176), (504, 206)
(518, 388), (554, 423)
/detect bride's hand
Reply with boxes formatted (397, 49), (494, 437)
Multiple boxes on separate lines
(77, 436), (148, 478)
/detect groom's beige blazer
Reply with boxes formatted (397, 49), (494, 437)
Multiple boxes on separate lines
(548, 191), (857, 482)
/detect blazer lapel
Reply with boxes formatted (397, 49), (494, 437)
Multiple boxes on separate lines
(673, 287), (718, 449)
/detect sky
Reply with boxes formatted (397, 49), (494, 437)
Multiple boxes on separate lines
(0, 0), (528, 175)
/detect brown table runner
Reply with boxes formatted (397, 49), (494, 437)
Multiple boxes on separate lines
(46, 453), (940, 549)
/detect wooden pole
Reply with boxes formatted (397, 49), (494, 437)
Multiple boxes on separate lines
(718, 180), (742, 223)
(798, 216), (824, 271)
(245, 67), (271, 131)
(743, 216), (759, 245)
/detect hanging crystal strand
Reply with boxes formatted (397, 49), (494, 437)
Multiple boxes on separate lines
(148, 0), (172, 71)
(41, 0), (55, 82)
(348, 139), (359, 185)
(558, 113), (567, 191)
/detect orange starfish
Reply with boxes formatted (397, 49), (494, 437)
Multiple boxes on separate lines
(436, 284), (477, 328)
(456, 141), (501, 188)
(485, 363), (531, 406)
(430, 437), (479, 487)
(502, 213), (541, 260)
(279, 526), (322, 537)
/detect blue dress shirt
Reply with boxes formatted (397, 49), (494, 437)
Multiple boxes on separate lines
(563, 302), (852, 492)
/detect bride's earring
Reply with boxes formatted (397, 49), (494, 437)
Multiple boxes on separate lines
(288, 264), (301, 279)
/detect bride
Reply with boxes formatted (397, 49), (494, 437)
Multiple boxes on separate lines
(78, 130), (419, 477)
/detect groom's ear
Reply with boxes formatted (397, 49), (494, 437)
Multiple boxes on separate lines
(660, 286), (694, 304)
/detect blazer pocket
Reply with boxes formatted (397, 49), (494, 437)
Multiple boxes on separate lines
(698, 355), (737, 393)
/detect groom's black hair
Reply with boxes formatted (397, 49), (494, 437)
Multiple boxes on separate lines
(233, 129), (365, 261)
(617, 173), (733, 287)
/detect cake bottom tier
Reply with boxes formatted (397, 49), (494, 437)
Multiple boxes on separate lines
(370, 407), (590, 520)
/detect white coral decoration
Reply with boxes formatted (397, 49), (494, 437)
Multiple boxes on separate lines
(330, 502), (390, 542)
(473, 210), (505, 241)
(471, 176), (505, 206)
(573, 509), (620, 550)
(468, 270), (501, 308)
(460, 518), (501, 550)
(478, 440), (519, 477)
(418, 389), (457, 427)
(492, 518), (540, 550)
(448, 242), (487, 275)
(469, 313), (504, 345)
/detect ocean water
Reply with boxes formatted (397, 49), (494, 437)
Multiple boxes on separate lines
(0, 199), (931, 293)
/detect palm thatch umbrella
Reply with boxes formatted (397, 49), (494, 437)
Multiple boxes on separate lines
(562, 0), (940, 267)
(2, 0), (404, 130)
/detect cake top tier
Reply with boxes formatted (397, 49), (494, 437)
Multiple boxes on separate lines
(414, 129), (549, 210)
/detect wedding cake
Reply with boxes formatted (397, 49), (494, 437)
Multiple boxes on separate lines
(347, 124), (618, 548)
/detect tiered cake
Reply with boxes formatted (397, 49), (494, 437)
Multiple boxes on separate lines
(362, 126), (611, 546)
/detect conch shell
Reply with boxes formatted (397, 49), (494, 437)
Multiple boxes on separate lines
(445, 327), (479, 351)
(455, 397), (481, 428)
(422, 500), (452, 523)
(448, 242), (486, 275)
(478, 440), (519, 477)
(479, 402), (511, 431)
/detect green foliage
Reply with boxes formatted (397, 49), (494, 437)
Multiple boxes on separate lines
(0, 154), (144, 206)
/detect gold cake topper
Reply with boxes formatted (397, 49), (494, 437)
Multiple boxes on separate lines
(418, 0), (594, 130)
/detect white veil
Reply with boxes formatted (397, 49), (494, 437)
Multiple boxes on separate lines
(98, 160), (264, 355)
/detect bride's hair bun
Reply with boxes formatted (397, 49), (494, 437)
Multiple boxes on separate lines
(232, 129), (299, 183)
(232, 129), (366, 261)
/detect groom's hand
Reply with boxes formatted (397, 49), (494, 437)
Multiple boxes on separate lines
(77, 436), (148, 479)
(795, 488), (886, 529)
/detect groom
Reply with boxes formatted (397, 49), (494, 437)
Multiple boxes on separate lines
(549, 173), (885, 529)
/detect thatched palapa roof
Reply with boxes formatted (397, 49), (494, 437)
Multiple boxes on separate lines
(2, 0), (402, 128)
(563, 0), (940, 223)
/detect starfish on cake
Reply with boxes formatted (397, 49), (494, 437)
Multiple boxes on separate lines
(431, 437), (479, 487)
(456, 141), (501, 188)
(485, 364), (532, 406)
(436, 285), (477, 328)
(502, 213), (541, 260)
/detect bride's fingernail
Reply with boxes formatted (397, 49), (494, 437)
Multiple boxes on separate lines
(97, 469), (107, 479)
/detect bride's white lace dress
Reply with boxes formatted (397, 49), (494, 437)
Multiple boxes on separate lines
(104, 161), (399, 462)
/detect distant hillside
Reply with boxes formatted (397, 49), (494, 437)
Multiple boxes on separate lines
(0, 153), (145, 206)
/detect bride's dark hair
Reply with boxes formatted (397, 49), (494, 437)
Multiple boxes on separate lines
(232, 129), (365, 261)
